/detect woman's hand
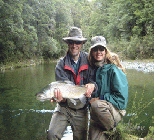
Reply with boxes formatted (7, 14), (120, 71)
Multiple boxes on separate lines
(85, 83), (95, 97)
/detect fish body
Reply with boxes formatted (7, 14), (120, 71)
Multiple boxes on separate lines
(36, 81), (87, 103)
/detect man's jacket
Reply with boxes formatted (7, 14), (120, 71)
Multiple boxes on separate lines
(55, 51), (96, 110)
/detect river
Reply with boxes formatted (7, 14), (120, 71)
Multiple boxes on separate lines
(0, 62), (154, 139)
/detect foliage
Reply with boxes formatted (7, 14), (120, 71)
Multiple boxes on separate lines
(111, 122), (154, 140)
(108, 87), (154, 139)
(0, 0), (153, 63)
(124, 87), (154, 137)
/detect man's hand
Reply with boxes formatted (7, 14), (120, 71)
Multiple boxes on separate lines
(85, 83), (95, 97)
(50, 88), (66, 103)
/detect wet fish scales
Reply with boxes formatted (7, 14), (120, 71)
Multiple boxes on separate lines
(36, 81), (87, 102)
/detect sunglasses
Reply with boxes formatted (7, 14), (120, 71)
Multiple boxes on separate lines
(92, 46), (105, 52)
(67, 40), (82, 45)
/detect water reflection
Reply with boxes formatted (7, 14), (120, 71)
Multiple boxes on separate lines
(62, 126), (73, 140)
(0, 109), (52, 139)
(0, 108), (73, 140)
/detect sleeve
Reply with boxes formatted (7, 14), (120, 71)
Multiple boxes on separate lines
(55, 58), (86, 109)
(55, 58), (70, 81)
(55, 58), (70, 107)
(88, 66), (98, 97)
(103, 69), (128, 110)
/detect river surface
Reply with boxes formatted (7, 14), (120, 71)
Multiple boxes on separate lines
(0, 63), (154, 139)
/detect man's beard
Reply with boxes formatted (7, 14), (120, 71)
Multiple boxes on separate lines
(69, 51), (80, 58)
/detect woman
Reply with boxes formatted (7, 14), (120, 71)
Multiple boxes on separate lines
(88, 36), (128, 140)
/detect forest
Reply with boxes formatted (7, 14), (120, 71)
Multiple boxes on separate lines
(0, 0), (154, 64)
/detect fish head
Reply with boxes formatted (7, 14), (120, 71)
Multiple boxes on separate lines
(36, 92), (47, 102)
(36, 84), (55, 102)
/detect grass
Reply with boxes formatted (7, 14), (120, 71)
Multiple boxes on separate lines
(104, 121), (154, 140)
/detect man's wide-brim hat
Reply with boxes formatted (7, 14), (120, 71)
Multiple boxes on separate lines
(63, 27), (87, 44)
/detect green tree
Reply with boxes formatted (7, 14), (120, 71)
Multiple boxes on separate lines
(0, 0), (153, 63)
(0, 0), (25, 62)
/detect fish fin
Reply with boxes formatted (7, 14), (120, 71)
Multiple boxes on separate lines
(79, 94), (86, 104)
(70, 99), (77, 105)
(63, 80), (74, 85)
(52, 97), (59, 102)
(56, 80), (74, 85)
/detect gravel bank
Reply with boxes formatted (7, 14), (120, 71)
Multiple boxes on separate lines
(122, 61), (154, 73)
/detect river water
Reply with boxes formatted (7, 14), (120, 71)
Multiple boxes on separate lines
(0, 63), (154, 139)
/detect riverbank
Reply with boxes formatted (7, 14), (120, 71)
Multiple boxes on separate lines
(122, 59), (154, 73)
(0, 59), (154, 73)
(0, 59), (55, 72)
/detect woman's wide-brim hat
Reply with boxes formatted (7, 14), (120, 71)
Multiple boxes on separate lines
(63, 27), (87, 44)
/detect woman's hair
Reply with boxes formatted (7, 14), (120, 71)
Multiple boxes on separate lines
(88, 47), (126, 73)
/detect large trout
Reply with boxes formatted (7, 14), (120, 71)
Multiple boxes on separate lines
(36, 81), (87, 105)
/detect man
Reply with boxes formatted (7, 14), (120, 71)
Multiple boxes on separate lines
(47, 27), (97, 140)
